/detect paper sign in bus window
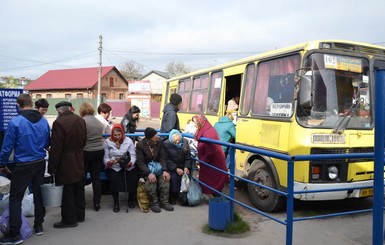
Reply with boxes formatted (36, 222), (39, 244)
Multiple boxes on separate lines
(270, 103), (292, 117)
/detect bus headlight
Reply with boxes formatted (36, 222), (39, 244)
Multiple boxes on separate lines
(327, 166), (338, 180)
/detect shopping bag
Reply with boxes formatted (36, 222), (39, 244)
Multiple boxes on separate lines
(136, 178), (150, 213)
(187, 176), (202, 206)
(22, 193), (34, 217)
(148, 161), (162, 176)
(0, 207), (32, 240)
(180, 173), (190, 193)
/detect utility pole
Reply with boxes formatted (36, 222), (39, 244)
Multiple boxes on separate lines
(97, 35), (103, 106)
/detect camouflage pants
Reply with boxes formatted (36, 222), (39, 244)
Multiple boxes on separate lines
(145, 175), (170, 205)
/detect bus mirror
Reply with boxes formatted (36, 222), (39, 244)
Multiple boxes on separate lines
(299, 71), (313, 109)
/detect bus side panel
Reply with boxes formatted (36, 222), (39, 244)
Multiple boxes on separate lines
(236, 117), (292, 186)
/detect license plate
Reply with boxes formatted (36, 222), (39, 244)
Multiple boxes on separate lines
(359, 188), (373, 197)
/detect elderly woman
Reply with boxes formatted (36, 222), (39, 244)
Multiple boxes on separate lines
(103, 124), (138, 212)
(163, 129), (192, 204)
(193, 114), (228, 197)
(79, 102), (105, 211)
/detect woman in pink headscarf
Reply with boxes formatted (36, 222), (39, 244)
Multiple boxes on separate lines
(192, 114), (228, 196)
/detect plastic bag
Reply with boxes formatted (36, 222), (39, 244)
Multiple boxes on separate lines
(180, 173), (190, 193)
(148, 161), (162, 176)
(0, 194), (9, 215)
(0, 207), (32, 240)
(187, 177), (202, 206)
(22, 193), (34, 217)
(136, 178), (150, 213)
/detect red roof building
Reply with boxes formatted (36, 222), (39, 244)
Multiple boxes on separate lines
(25, 66), (128, 101)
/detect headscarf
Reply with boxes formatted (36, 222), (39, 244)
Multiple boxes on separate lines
(192, 114), (207, 141)
(168, 129), (183, 148)
(109, 124), (126, 144)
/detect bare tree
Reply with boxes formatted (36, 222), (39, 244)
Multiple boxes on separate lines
(120, 60), (144, 80)
(166, 61), (191, 78)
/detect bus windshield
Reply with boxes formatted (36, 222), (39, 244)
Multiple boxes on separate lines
(297, 53), (371, 130)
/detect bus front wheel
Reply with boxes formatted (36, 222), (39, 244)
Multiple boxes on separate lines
(247, 159), (284, 212)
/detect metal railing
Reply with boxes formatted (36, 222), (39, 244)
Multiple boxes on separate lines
(183, 133), (383, 245)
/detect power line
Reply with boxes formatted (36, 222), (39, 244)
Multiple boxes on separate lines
(0, 51), (97, 71)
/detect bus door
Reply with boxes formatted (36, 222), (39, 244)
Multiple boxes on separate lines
(224, 74), (242, 126)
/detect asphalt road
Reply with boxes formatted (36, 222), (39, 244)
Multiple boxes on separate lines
(19, 184), (377, 245)
(35, 117), (378, 244)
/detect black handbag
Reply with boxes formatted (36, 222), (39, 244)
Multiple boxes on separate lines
(117, 151), (131, 169)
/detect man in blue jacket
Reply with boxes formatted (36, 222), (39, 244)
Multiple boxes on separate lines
(0, 93), (50, 244)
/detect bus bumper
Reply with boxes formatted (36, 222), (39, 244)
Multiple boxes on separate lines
(293, 180), (380, 201)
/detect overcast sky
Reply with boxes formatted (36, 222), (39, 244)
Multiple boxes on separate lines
(1, 0), (384, 79)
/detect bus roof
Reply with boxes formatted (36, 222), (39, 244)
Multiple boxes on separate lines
(167, 39), (385, 81)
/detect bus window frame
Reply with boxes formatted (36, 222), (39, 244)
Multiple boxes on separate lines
(251, 54), (300, 118)
(206, 70), (224, 115)
(178, 77), (191, 112)
(188, 74), (209, 113)
(240, 63), (256, 116)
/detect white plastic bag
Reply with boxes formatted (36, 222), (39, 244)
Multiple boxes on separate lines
(22, 193), (34, 217)
(180, 173), (190, 193)
(0, 194), (9, 215)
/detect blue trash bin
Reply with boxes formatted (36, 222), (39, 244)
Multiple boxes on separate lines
(208, 197), (230, 230)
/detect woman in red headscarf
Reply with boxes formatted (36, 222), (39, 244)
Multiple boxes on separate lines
(192, 114), (228, 196)
(103, 124), (138, 212)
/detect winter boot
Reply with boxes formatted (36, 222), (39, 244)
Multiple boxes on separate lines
(148, 190), (161, 213)
(159, 184), (174, 212)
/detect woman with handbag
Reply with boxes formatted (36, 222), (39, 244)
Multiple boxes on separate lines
(103, 124), (138, 212)
(163, 129), (192, 204)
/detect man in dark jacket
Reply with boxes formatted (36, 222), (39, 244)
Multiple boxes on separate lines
(48, 101), (86, 228)
(136, 127), (173, 213)
(0, 93), (50, 244)
(160, 93), (182, 140)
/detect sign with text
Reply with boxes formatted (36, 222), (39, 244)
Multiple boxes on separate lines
(0, 89), (23, 130)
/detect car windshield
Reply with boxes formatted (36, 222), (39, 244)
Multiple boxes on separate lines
(297, 53), (371, 130)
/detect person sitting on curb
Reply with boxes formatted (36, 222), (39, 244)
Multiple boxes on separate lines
(135, 127), (173, 213)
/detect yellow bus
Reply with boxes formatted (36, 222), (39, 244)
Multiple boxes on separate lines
(161, 40), (385, 212)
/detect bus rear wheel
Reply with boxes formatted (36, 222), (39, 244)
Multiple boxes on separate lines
(247, 159), (284, 212)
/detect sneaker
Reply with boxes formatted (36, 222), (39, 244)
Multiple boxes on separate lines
(160, 203), (174, 211)
(33, 224), (44, 236)
(0, 234), (24, 245)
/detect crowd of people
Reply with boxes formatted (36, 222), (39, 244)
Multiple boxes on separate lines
(0, 92), (237, 244)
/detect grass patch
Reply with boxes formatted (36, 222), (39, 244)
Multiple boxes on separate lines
(203, 212), (250, 237)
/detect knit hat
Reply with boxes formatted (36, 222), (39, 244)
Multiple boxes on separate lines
(170, 93), (182, 106)
(55, 101), (72, 109)
(144, 127), (158, 139)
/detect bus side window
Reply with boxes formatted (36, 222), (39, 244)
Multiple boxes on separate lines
(268, 74), (295, 103)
